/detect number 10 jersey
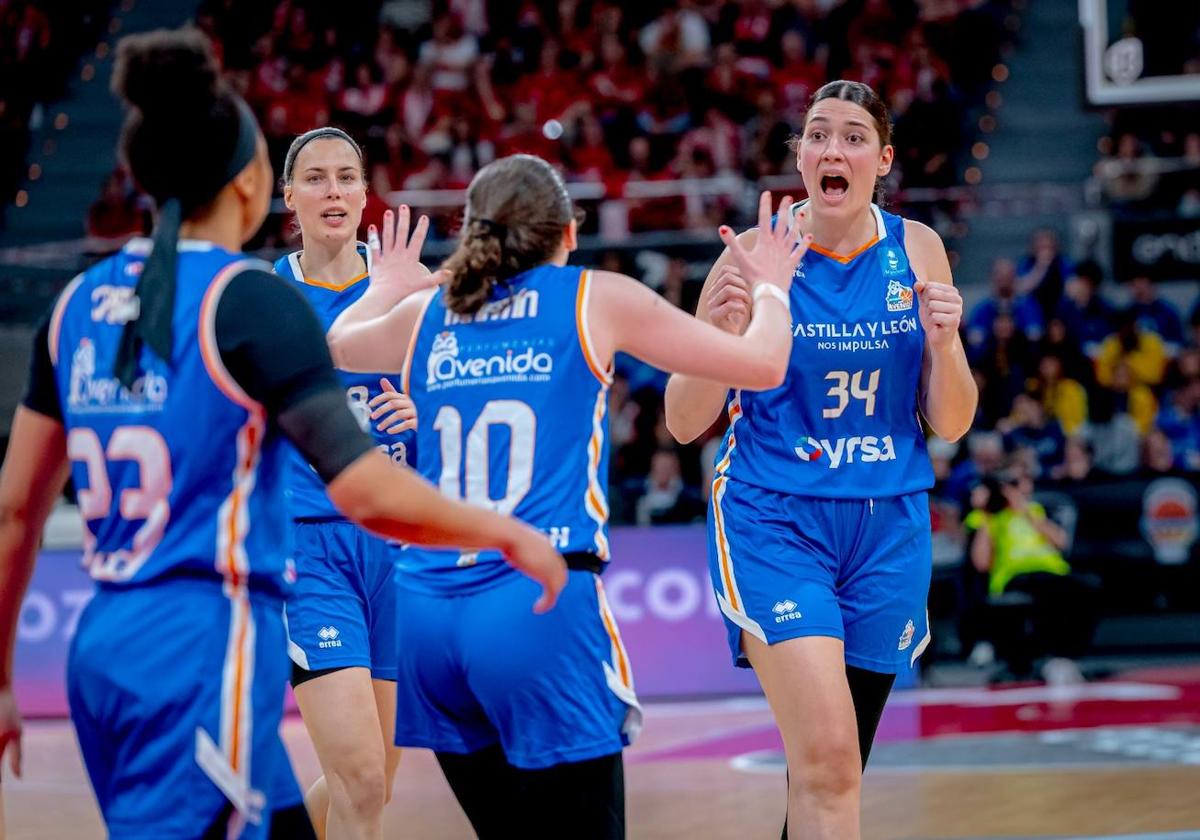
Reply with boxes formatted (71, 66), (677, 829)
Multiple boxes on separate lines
(716, 204), (934, 499)
(401, 264), (612, 593)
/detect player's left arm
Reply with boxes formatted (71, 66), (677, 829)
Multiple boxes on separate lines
(907, 219), (977, 443)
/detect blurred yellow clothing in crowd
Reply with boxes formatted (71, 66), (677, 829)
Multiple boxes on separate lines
(1126, 384), (1159, 435)
(1095, 332), (1168, 387)
(1040, 378), (1088, 435)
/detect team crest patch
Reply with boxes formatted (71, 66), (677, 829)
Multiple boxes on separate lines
(886, 278), (914, 312)
(898, 619), (915, 651)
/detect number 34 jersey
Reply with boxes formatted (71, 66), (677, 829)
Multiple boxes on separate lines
(716, 204), (934, 499)
(402, 264), (611, 593)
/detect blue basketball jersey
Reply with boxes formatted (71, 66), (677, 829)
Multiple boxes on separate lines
(273, 246), (415, 520)
(50, 239), (291, 595)
(715, 204), (934, 498)
(401, 264), (611, 592)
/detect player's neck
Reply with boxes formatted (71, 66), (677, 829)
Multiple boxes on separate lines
(806, 205), (878, 257)
(177, 200), (243, 252)
(299, 238), (365, 283)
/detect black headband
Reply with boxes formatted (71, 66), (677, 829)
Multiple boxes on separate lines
(115, 96), (259, 388)
(282, 126), (362, 184)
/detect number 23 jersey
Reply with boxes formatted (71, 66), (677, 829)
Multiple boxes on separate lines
(716, 204), (934, 498)
(402, 264), (611, 592)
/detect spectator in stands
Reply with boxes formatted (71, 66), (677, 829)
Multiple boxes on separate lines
(1127, 274), (1185, 355)
(1017, 228), (1072, 322)
(635, 449), (704, 525)
(967, 474), (1098, 683)
(1156, 378), (1200, 471)
(1097, 132), (1159, 205)
(771, 29), (824, 123)
(333, 60), (390, 142)
(998, 392), (1065, 478)
(1108, 360), (1159, 436)
(972, 310), (1037, 416)
(1049, 435), (1097, 482)
(1041, 316), (1096, 387)
(1081, 387), (1140, 476)
(638, 2), (711, 73)
(966, 257), (1045, 356)
(945, 430), (1005, 509)
(1056, 260), (1115, 358)
(85, 167), (151, 248)
(418, 12), (478, 104)
(1031, 354), (1088, 436)
(1142, 427), (1179, 475)
(1096, 307), (1169, 389)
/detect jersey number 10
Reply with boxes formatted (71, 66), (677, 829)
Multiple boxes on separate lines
(432, 400), (535, 515)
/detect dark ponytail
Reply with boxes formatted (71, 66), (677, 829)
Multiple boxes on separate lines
(110, 27), (261, 387)
(442, 155), (575, 315)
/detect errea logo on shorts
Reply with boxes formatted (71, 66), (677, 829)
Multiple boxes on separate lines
(772, 600), (802, 623)
(317, 626), (342, 649)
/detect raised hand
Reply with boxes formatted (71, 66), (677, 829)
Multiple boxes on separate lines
(718, 192), (812, 294)
(706, 264), (752, 335)
(370, 377), (417, 434)
(914, 279), (963, 351)
(366, 205), (445, 297)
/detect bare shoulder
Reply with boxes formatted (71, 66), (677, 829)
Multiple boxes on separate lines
(903, 218), (953, 284)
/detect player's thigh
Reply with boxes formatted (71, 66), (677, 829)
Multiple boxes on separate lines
(294, 666), (386, 780)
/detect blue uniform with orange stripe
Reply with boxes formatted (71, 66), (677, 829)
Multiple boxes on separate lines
(50, 239), (300, 837)
(708, 204), (934, 673)
(393, 264), (640, 768)
(274, 247), (413, 680)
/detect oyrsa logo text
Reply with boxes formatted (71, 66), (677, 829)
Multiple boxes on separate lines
(794, 434), (896, 469)
(426, 331), (554, 388)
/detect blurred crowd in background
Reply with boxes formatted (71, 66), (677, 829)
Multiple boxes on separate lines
(1, 0), (1198, 536)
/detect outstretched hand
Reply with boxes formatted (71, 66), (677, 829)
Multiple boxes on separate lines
(367, 205), (447, 296)
(718, 192), (812, 295)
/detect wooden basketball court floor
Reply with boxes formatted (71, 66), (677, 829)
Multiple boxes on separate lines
(4, 664), (1200, 839)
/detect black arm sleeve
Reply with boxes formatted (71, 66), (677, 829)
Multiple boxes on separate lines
(20, 312), (63, 421)
(213, 269), (374, 483)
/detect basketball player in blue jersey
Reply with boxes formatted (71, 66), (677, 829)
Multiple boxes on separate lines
(326, 155), (810, 838)
(276, 127), (420, 840)
(666, 80), (977, 840)
(0, 30), (564, 840)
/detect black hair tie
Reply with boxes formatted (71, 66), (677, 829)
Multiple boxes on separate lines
(475, 218), (507, 241)
(114, 197), (181, 388)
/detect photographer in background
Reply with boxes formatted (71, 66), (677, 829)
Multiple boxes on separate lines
(966, 475), (1100, 684)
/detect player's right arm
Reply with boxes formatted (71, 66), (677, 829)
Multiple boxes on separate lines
(662, 237), (755, 443)
(216, 270), (566, 612)
(592, 193), (809, 443)
(0, 315), (72, 779)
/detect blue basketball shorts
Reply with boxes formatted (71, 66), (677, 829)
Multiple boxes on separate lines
(392, 569), (642, 769)
(285, 520), (398, 680)
(707, 478), (932, 674)
(66, 579), (299, 839)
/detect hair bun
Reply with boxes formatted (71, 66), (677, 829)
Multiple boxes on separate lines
(112, 28), (222, 115)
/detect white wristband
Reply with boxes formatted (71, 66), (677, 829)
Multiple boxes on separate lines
(752, 283), (790, 310)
